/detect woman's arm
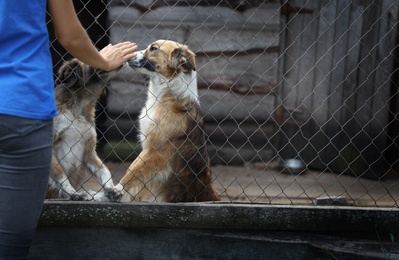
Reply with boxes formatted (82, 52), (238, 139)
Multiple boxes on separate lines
(48, 0), (136, 71)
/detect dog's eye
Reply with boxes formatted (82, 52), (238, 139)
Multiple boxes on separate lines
(149, 45), (159, 52)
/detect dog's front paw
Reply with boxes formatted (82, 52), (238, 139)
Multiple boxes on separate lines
(70, 191), (93, 201)
(104, 188), (123, 202)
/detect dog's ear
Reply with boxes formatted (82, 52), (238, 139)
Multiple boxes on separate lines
(170, 47), (196, 72)
(56, 59), (83, 86)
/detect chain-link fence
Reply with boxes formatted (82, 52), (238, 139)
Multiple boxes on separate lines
(47, 0), (399, 207)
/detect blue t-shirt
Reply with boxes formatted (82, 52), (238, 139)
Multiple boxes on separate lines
(0, 0), (58, 120)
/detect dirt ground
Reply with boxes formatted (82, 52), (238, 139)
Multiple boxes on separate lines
(80, 161), (399, 207)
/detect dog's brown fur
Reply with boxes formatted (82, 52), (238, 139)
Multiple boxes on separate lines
(47, 59), (121, 201)
(117, 40), (219, 202)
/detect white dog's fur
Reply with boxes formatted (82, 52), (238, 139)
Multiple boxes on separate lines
(47, 59), (122, 201)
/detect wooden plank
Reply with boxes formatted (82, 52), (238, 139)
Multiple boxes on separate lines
(355, 1), (381, 126)
(340, 0), (363, 128)
(289, 0), (322, 163)
(320, 0), (353, 171)
(110, 0), (276, 10)
(386, 2), (399, 166)
(109, 5), (280, 52)
(277, 0), (309, 159)
(348, 0), (387, 177)
(200, 89), (275, 122)
(279, 0), (308, 110)
(278, 0), (337, 164)
(307, 0), (340, 169)
(326, 0), (352, 127)
(196, 52), (278, 95)
(109, 20), (187, 47)
(106, 83), (275, 126)
(187, 26), (279, 53)
(310, 0), (337, 125)
(371, 0), (398, 146)
(366, 0), (398, 174)
(330, 0), (364, 174)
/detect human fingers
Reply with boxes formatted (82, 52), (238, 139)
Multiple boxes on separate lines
(104, 42), (136, 54)
(112, 41), (137, 48)
(99, 42), (138, 70)
(100, 42), (137, 56)
(112, 42), (138, 62)
(122, 44), (138, 57)
(123, 51), (137, 61)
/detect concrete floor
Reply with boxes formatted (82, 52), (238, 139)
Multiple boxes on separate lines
(77, 161), (399, 207)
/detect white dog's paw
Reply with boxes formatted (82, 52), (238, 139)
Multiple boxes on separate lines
(104, 187), (123, 202)
(92, 191), (106, 202)
(93, 187), (122, 202)
(70, 191), (94, 201)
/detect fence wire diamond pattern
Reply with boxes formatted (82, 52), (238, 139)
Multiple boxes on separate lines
(47, 0), (399, 207)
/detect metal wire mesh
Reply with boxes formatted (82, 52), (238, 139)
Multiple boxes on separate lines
(47, 0), (399, 207)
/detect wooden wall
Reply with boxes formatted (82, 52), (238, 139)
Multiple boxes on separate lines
(276, 0), (399, 177)
(106, 0), (281, 164)
(49, 0), (398, 175)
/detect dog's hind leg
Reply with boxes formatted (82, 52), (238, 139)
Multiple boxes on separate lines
(49, 155), (92, 200)
(117, 150), (170, 202)
(83, 151), (122, 201)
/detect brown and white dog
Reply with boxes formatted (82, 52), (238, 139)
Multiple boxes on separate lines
(47, 59), (121, 201)
(117, 40), (220, 202)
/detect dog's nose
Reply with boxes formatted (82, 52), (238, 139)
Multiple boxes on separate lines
(128, 50), (146, 68)
(128, 57), (143, 68)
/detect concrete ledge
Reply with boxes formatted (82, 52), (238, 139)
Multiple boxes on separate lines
(33, 202), (399, 259)
(40, 202), (399, 234)
(31, 227), (399, 259)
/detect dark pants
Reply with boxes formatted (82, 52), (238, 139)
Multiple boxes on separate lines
(0, 114), (53, 259)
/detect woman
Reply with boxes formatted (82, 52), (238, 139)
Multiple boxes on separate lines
(0, 0), (137, 258)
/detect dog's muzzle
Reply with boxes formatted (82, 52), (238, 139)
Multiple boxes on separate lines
(128, 51), (156, 72)
(127, 58), (143, 69)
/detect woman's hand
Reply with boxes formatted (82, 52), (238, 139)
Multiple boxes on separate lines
(100, 42), (138, 71)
